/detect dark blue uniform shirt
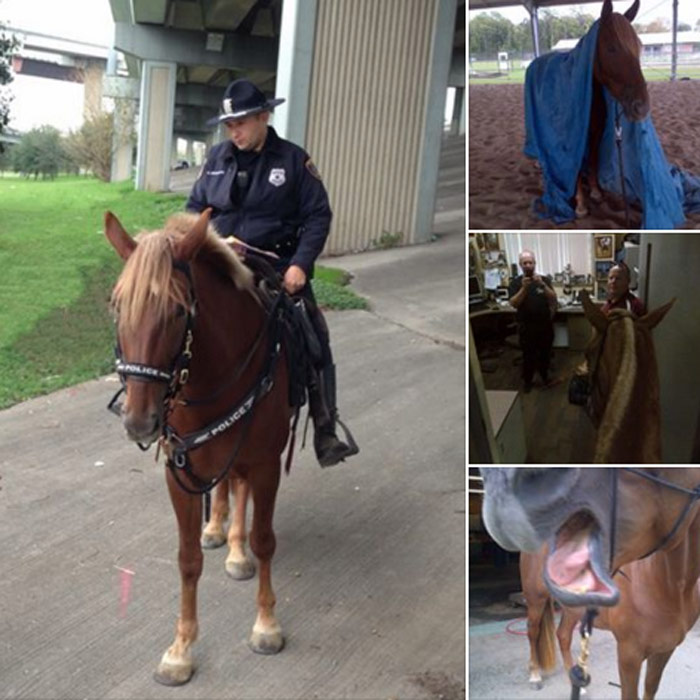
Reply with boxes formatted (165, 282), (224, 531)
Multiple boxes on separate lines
(186, 126), (332, 275)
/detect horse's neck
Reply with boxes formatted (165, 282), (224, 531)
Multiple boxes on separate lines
(190, 268), (265, 388)
(647, 508), (700, 595)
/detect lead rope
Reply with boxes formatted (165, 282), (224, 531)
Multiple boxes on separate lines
(614, 104), (632, 229)
(569, 607), (598, 700)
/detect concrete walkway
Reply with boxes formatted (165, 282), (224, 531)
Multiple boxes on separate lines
(0, 139), (465, 699)
(469, 613), (700, 699)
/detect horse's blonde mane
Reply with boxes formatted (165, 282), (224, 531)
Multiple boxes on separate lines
(594, 311), (637, 463)
(112, 212), (254, 333)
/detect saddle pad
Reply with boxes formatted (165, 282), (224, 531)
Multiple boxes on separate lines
(524, 19), (700, 228)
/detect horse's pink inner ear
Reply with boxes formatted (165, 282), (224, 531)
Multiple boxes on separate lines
(105, 211), (136, 261)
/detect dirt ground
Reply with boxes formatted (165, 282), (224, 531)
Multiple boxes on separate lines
(469, 80), (700, 230)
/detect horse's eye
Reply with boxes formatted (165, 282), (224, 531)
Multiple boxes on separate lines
(175, 305), (186, 318)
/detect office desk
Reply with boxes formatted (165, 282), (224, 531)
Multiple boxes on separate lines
(470, 302), (593, 351)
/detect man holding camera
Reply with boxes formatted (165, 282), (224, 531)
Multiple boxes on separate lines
(508, 250), (559, 393)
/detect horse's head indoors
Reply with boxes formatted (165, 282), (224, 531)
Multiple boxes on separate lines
(581, 290), (675, 462)
(595, 0), (649, 121)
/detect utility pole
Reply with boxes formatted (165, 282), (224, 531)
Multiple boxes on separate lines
(671, 0), (678, 81)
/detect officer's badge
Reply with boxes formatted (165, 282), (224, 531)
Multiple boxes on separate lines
(305, 159), (322, 180)
(269, 168), (286, 187)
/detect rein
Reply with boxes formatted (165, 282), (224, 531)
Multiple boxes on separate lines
(107, 259), (288, 519)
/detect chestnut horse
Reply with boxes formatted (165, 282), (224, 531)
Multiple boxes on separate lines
(575, 0), (649, 218)
(520, 540), (700, 699)
(482, 468), (700, 700)
(105, 209), (292, 685)
(579, 290), (674, 463)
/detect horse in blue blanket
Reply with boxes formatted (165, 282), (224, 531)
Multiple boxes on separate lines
(525, 0), (700, 229)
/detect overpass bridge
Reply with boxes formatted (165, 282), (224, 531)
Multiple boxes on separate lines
(6, 0), (466, 255)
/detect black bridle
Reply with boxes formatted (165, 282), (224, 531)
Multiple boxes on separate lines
(612, 468), (700, 566)
(570, 468), (700, 699)
(107, 259), (285, 517)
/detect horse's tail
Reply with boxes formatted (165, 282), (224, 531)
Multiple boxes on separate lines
(537, 598), (557, 673)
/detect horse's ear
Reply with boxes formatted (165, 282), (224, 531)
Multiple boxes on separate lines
(173, 208), (211, 262)
(601, 0), (613, 20)
(638, 298), (676, 330)
(104, 211), (136, 261)
(581, 289), (609, 333)
(624, 0), (640, 22)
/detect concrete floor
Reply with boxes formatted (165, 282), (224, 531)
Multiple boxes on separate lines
(469, 562), (700, 700)
(0, 136), (465, 699)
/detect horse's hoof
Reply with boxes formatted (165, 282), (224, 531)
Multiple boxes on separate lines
(529, 680), (543, 691)
(153, 660), (195, 686)
(201, 532), (226, 549)
(249, 628), (285, 655)
(226, 558), (256, 580)
(590, 188), (603, 203)
(575, 205), (589, 218)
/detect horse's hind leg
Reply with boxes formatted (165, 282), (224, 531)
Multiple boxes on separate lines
(575, 174), (589, 218)
(642, 650), (674, 700)
(201, 480), (229, 549)
(247, 468), (284, 654)
(154, 474), (203, 686)
(225, 476), (256, 580)
(556, 608), (578, 673)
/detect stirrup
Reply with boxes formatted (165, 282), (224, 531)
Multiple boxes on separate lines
(315, 417), (359, 468)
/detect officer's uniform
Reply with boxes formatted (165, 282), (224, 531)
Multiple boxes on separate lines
(186, 126), (331, 278)
(187, 77), (358, 468)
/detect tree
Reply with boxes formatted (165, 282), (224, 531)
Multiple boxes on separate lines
(63, 110), (114, 181)
(12, 125), (66, 179)
(0, 20), (19, 153)
(677, 22), (692, 32)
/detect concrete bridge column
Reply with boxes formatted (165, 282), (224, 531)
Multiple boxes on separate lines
(82, 59), (105, 120)
(111, 98), (136, 181)
(135, 60), (177, 191)
(289, 0), (457, 254)
(185, 139), (194, 164)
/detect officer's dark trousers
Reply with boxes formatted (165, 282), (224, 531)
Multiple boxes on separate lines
(297, 283), (333, 368)
(518, 320), (554, 387)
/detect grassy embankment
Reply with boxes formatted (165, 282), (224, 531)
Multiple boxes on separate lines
(0, 176), (366, 409)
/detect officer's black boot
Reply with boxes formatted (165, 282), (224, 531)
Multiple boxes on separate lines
(308, 363), (359, 467)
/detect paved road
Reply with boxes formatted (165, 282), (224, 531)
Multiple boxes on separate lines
(0, 230), (465, 699)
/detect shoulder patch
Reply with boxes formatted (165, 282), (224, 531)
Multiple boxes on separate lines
(305, 158), (322, 181)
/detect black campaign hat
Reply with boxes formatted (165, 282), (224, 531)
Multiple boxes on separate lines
(206, 79), (285, 126)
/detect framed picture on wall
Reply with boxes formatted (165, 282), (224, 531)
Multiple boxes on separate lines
(594, 234), (615, 260)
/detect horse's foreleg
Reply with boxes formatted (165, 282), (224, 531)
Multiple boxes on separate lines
(201, 480), (229, 549)
(642, 650), (674, 700)
(247, 473), (284, 654)
(154, 475), (203, 686)
(556, 608), (578, 672)
(617, 643), (644, 700)
(525, 601), (547, 689)
(575, 175), (589, 218)
(225, 476), (256, 580)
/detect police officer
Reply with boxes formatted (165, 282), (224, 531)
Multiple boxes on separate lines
(186, 78), (358, 468)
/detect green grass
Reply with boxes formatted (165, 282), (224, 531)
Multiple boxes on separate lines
(469, 60), (700, 85)
(0, 175), (366, 409)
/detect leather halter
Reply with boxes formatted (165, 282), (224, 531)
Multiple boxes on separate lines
(610, 468), (700, 570)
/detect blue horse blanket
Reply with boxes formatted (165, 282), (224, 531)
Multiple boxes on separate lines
(524, 19), (700, 228)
